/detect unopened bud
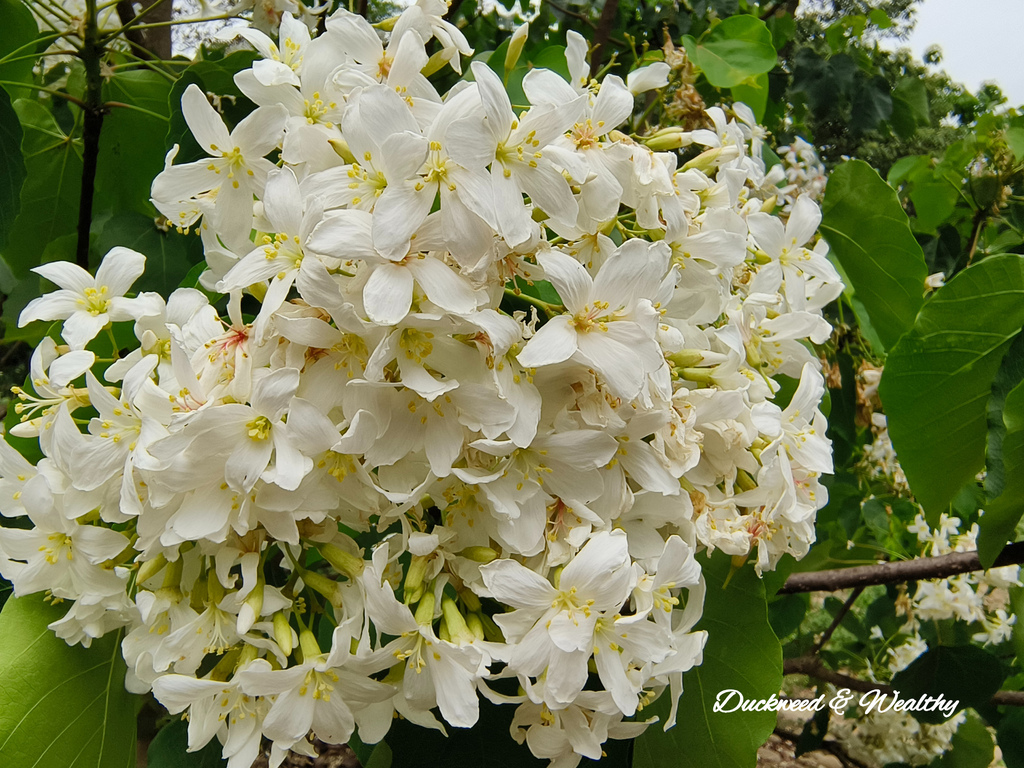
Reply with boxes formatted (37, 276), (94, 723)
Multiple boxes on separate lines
(735, 469), (757, 493)
(273, 611), (294, 656)
(422, 49), (450, 78)
(679, 366), (716, 385)
(414, 590), (436, 626)
(328, 138), (355, 163)
(682, 145), (739, 173)
(301, 570), (343, 607)
(505, 22), (529, 76)
(136, 554), (167, 585)
(237, 643), (259, 668)
(460, 589), (482, 613)
(319, 543), (365, 579)
(645, 131), (693, 151)
(760, 195), (777, 214)
(479, 613), (504, 642)
(458, 546), (498, 564)
(404, 555), (430, 604)
(667, 349), (705, 368)
(466, 612), (485, 641)
(210, 648), (241, 680)
(441, 596), (475, 644)
(299, 628), (321, 661)
(207, 573), (226, 605)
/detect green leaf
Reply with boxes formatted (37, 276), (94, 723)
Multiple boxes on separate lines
(790, 50), (856, 113)
(868, 7), (893, 29)
(364, 741), (393, 768)
(820, 160), (928, 350)
(0, 85), (25, 249)
(935, 711), (994, 768)
(998, 708), (1024, 768)
(0, 0), (39, 85)
(94, 212), (204, 296)
(2, 99), (82, 278)
(1006, 127), (1024, 162)
(633, 552), (781, 768)
(893, 78), (930, 125)
(95, 70), (172, 216)
(147, 719), (225, 768)
(682, 15), (778, 89)
(978, 332), (1024, 566)
(0, 595), (136, 766)
(731, 72), (769, 122)
(891, 645), (1004, 725)
(879, 254), (1024, 514)
(848, 74), (892, 135)
(165, 51), (258, 165)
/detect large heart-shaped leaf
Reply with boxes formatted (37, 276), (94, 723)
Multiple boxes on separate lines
(0, 86), (25, 249)
(978, 332), (1024, 566)
(879, 254), (1024, 515)
(0, 595), (137, 767)
(682, 15), (777, 89)
(633, 552), (781, 768)
(820, 160), (928, 351)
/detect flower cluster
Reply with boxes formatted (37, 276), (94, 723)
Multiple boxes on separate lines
(828, 707), (967, 768)
(0, 5), (838, 766)
(820, 513), (1017, 767)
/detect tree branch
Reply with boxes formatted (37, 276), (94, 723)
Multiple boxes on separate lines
(589, 0), (620, 78)
(77, 0), (105, 270)
(811, 586), (863, 655)
(778, 542), (1024, 594)
(773, 727), (871, 768)
(784, 656), (1024, 706)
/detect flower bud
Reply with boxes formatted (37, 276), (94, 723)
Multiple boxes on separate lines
(207, 573), (226, 605)
(460, 589), (482, 613)
(237, 643), (259, 668)
(414, 590), (436, 626)
(441, 595), (475, 645)
(328, 138), (356, 163)
(136, 554), (167, 585)
(645, 131), (693, 151)
(505, 22), (529, 76)
(273, 611), (294, 656)
(458, 546), (498, 564)
(319, 543), (365, 579)
(422, 50), (450, 78)
(404, 555), (430, 604)
(299, 628), (321, 661)
(667, 349), (705, 368)
(682, 145), (739, 173)
(301, 570), (343, 608)
(466, 612), (485, 641)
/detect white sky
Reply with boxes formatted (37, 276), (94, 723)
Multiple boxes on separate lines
(885, 0), (1024, 105)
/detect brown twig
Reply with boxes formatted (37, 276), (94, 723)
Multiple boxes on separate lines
(778, 542), (1024, 594)
(811, 586), (864, 655)
(589, 0), (620, 78)
(773, 727), (871, 768)
(77, 0), (105, 270)
(547, 0), (595, 27)
(784, 656), (1024, 706)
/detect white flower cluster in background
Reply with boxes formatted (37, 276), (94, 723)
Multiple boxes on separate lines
(900, 512), (1019, 646)
(826, 513), (1018, 767)
(829, 708), (967, 768)
(0, 4), (839, 766)
(775, 136), (828, 211)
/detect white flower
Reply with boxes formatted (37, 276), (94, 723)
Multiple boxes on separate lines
(19, 248), (151, 349)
